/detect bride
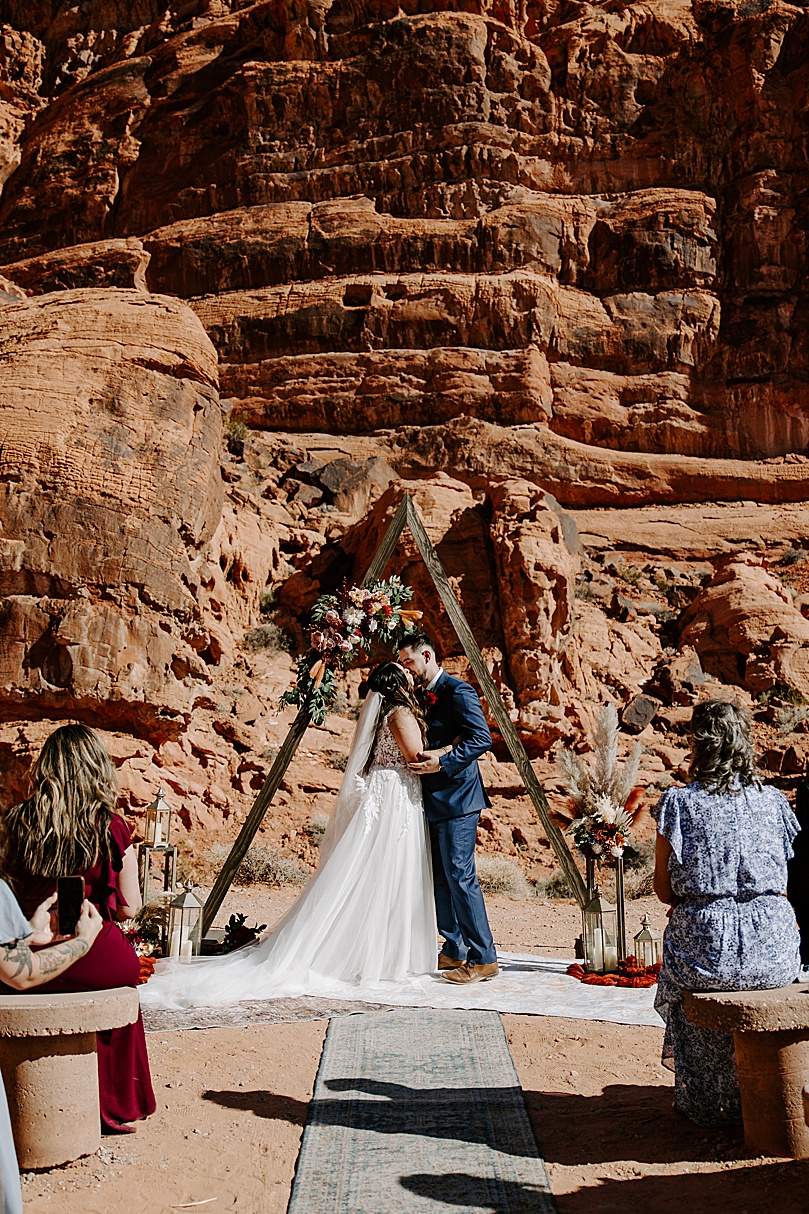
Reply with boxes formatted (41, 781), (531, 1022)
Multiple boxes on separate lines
(140, 662), (437, 1009)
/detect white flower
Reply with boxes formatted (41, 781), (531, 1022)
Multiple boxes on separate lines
(342, 608), (363, 627)
(368, 619), (378, 632)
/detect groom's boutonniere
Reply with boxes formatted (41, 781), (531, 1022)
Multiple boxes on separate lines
(425, 690), (438, 708)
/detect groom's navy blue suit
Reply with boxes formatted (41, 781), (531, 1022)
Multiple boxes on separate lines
(421, 672), (496, 966)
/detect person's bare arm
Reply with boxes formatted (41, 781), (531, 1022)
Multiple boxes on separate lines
(653, 833), (675, 905)
(408, 736), (462, 775)
(115, 845), (142, 921)
(0, 901), (103, 991)
(388, 710), (426, 765)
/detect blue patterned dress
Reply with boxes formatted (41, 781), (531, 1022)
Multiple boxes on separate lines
(652, 781), (801, 1127)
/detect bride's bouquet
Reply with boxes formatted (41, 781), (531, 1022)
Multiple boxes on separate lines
(282, 576), (422, 724)
(556, 704), (644, 865)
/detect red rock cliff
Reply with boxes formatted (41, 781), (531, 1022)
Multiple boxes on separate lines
(0, 0), (808, 865)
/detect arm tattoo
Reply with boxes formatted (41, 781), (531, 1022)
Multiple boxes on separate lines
(36, 938), (89, 977)
(0, 940), (33, 980)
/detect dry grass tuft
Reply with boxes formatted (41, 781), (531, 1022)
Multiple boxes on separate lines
(304, 812), (330, 846)
(476, 854), (530, 899)
(206, 842), (309, 887)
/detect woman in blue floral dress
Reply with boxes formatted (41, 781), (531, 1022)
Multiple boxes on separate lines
(652, 699), (800, 1127)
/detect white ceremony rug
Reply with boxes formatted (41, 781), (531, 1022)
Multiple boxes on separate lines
(142, 952), (663, 1033)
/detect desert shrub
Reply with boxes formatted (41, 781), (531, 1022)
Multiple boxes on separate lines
(476, 854), (530, 899)
(243, 622), (293, 653)
(777, 704), (809, 735)
(758, 682), (806, 707)
(622, 840), (655, 899)
(226, 417), (247, 457)
(780, 547), (808, 567)
(609, 561), (644, 586)
(329, 752), (349, 771)
(259, 587), (278, 614)
(623, 840), (655, 870)
(304, 812), (330, 846)
(625, 865), (655, 899)
(533, 870), (574, 899)
(207, 842), (309, 887)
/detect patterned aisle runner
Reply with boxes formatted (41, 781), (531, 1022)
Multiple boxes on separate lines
(287, 1008), (557, 1214)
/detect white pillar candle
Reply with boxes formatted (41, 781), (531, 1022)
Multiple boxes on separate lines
(169, 925), (190, 959)
(179, 941), (193, 959)
(603, 944), (619, 972)
(591, 927), (604, 972)
(153, 821), (163, 846)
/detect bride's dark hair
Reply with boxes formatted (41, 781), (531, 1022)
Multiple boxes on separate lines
(364, 662), (426, 770)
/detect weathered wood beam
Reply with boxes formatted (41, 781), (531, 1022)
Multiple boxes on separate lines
(201, 496), (411, 935)
(404, 496), (587, 907)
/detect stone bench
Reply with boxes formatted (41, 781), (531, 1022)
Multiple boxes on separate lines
(684, 983), (809, 1159)
(0, 987), (140, 1169)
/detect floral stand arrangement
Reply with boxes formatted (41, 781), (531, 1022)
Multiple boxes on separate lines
(557, 704), (660, 983)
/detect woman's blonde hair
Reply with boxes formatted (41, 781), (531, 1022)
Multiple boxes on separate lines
(3, 724), (118, 880)
(689, 699), (760, 795)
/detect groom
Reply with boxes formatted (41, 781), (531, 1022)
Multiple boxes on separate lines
(398, 632), (498, 984)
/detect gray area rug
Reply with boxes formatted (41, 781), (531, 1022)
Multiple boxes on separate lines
(142, 996), (395, 1033)
(287, 1008), (557, 1214)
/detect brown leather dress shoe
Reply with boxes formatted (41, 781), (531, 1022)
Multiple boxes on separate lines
(437, 954), (464, 970)
(441, 961), (499, 984)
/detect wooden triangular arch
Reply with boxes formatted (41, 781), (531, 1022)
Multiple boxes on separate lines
(202, 493), (586, 934)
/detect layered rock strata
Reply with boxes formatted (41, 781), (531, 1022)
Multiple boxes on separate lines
(0, 1), (807, 865)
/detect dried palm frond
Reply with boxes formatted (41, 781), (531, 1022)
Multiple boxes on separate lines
(556, 746), (591, 810)
(556, 704), (644, 819)
(592, 704), (620, 800)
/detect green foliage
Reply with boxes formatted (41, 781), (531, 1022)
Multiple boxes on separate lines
(226, 416), (248, 457)
(243, 622), (293, 653)
(757, 683), (806, 707)
(533, 870), (574, 899)
(281, 576), (418, 726)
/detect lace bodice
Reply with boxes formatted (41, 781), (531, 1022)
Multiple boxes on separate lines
(371, 711), (409, 770)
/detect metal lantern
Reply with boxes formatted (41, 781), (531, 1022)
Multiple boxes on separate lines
(167, 884), (203, 959)
(634, 914), (662, 969)
(144, 788), (172, 849)
(582, 886), (619, 974)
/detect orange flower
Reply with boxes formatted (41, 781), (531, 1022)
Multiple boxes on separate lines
(399, 609), (423, 624)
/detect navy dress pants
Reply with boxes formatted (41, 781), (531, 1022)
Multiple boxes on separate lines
(429, 812), (496, 965)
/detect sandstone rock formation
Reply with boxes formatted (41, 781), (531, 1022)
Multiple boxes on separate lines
(0, 0), (808, 872)
(680, 554), (809, 701)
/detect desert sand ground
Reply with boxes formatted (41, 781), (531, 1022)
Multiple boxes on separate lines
(19, 891), (808, 1214)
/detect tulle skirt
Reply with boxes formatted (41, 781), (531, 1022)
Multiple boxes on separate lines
(140, 766), (436, 1010)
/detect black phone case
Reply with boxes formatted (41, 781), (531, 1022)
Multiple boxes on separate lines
(57, 877), (84, 936)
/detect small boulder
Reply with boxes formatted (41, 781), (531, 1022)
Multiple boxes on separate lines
(621, 693), (662, 733)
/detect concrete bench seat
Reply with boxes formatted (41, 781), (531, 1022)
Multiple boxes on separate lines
(685, 983), (809, 1159)
(0, 987), (140, 1168)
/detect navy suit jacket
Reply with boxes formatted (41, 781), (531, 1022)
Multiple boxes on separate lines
(420, 672), (492, 822)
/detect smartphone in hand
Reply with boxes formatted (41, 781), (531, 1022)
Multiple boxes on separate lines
(57, 876), (85, 936)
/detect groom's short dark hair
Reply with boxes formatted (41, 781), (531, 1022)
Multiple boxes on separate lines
(400, 630), (438, 658)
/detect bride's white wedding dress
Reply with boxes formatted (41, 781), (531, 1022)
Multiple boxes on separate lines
(140, 693), (436, 1010)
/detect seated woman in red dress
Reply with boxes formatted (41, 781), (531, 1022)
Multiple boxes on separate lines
(1, 724), (156, 1132)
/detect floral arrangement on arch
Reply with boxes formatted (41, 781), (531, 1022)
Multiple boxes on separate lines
(556, 704), (645, 865)
(281, 576), (422, 725)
